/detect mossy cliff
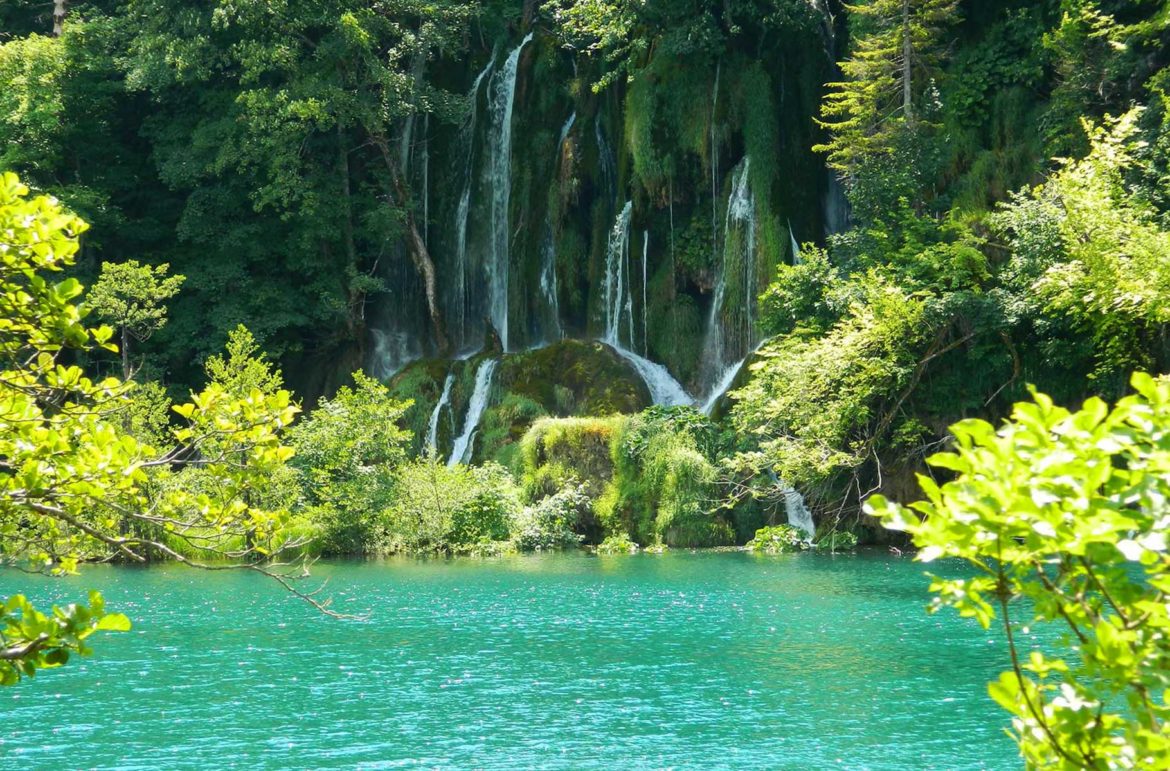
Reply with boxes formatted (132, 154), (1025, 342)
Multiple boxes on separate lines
(368, 8), (832, 393)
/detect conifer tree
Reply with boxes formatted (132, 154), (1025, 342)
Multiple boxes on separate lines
(815, 0), (960, 176)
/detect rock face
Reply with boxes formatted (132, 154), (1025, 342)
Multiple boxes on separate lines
(388, 339), (651, 466)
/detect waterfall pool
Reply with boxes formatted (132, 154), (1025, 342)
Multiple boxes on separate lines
(1, 552), (1021, 769)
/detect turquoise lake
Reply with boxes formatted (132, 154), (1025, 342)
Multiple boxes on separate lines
(0, 551), (1021, 769)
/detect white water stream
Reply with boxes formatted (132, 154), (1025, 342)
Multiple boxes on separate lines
(485, 32), (533, 352)
(426, 373), (456, 456)
(448, 359), (498, 467)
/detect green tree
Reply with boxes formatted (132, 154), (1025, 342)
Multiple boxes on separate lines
(87, 259), (185, 379)
(0, 172), (321, 684)
(387, 460), (520, 553)
(993, 109), (1170, 389)
(204, 324), (285, 398)
(868, 373), (1170, 768)
(816, 0), (960, 176)
(289, 371), (412, 553)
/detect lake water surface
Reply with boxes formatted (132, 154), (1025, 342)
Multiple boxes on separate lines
(0, 551), (1020, 769)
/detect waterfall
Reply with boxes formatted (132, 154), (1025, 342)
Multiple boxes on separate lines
(823, 171), (850, 237)
(607, 345), (694, 407)
(783, 487), (817, 540)
(452, 57), (495, 351)
(485, 32), (533, 353)
(426, 373), (456, 456)
(558, 111), (576, 149)
(539, 234), (561, 343)
(599, 205), (693, 406)
(603, 201), (634, 347)
(698, 156), (757, 399)
(700, 357), (747, 416)
(710, 62), (721, 273)
(789, 220), (802, 264)
(641, 230), (649, 355)
(538, 110), (576, 344)
(448, 359), (498, 467)
(370, 326), (421, 381)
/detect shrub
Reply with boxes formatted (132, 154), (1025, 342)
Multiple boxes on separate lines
(815, 531), (859, 552)
(514, 485), (589, 551)
(603, 407), (733, 547)
(386, 460), (521, 554)
(596, 534), (639, 554)
(288, 371), (411, 554)
(746, 525), (810, 554)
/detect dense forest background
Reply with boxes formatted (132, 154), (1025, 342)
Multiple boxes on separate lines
(3, 0), (1169, 541)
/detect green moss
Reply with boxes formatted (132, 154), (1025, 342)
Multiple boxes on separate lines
(386, 359), (451, 455)
(647, 273), (703, 385)
(596, 407), (734, 547)
(478, 392), (548, 471)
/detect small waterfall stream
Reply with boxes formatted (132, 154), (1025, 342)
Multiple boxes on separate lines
(426, 373), (456, 456)
(485, 32), (533, 353)
(641, 230), (649, 355)
(698, 156), (757, 401)
(452, 58), (495, 351)
(538, 110), (576, 343)
(700, 357), (747, 416)
(595, 114), (617, 207)
(448, 359), (498, 467)
(783, 487), (817, 540)
(602, 204), (693, 406)
(604, 201), (634, 347)
(609, 346), (694, 407)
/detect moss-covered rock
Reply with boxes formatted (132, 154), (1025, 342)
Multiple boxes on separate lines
(386, 339), (650, 466)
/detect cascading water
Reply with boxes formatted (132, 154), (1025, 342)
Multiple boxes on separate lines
(595, 114), (617, 207)
(537, 111), (576, 344)
(452, 58), (495, 351)
(485, 32), (533, 353)
(641, 230), (649, 355)
(448, 359), (498, 467)
(701, 356), (747, 416)
(789, 220), (802, 264)
(611, 347), (694, 407)
(604, 201), (634, 347)
(369, 299), (423, 380)
(601, 203), (693, 406)
(698, 156), (758, 401)
(710, 62), (721, 273)
(783, 487), (817, 540)
(426, 373), (456, 456)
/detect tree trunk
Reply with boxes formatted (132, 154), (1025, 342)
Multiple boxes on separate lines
(373, 134), (451, 357)
(52, 0), (66, 36)
(901, 0), (914, 126)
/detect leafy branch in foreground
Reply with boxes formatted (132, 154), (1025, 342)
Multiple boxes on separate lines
(867, 372), (1170, 768)
(0, 592), (129, 685)
(0, 172), (348, 684)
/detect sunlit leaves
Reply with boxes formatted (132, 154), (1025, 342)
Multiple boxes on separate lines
(0, 174), (305, 683)
(867, 373), (1170, 767)
(0, 592), (130, 686)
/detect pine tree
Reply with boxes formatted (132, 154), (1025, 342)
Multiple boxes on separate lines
(815, 0), (960, 176)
